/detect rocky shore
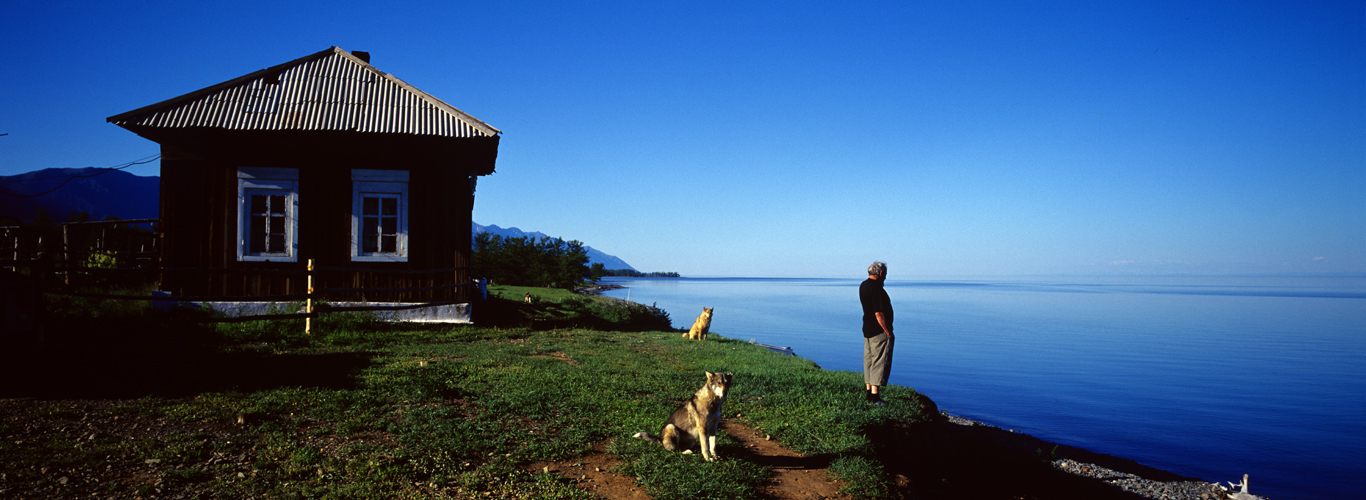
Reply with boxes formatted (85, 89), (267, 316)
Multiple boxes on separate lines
(574, 283), (625, 295)
(938, 413), (1266, 500)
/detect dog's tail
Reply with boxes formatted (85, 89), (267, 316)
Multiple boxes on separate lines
(632, 431), (660, 443)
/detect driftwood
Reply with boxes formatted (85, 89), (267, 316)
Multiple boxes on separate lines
(749, 339), (796, 356)
(1203, 474), (1268, 500)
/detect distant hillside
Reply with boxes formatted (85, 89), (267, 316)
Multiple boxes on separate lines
(472, 222), (637, 271)
(0, 168), (159, 223)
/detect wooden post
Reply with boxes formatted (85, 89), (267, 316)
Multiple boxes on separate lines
(62, 224), (70, 285)
(306, 259), (314, 334)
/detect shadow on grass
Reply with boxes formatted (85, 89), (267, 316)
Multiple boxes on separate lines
(0, 316), (375, 399)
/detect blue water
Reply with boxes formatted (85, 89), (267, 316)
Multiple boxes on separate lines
(600, 276), (1366, 500)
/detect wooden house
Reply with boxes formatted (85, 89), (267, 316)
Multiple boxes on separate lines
(107, 47), (500, 321)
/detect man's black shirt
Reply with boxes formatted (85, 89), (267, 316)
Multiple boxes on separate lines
(860, 277), (893, 338)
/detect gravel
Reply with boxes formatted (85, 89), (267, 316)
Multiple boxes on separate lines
(1052, 458), (1233, 500)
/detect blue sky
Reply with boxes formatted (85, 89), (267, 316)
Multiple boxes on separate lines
(3, 1), (1362, 277)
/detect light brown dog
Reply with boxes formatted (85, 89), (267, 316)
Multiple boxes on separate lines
(684, 307), (713, 340)
(633, 371), (734, 461)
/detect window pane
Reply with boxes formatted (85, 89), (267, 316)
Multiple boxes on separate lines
(269, 195), (286, 215)
(251, 195), (266, 214)
(268, 230), (285, 253)
(363, 197), (379, 216)
(381, 197), (397, 216)
(381, 217), (396, 235)
(362, 218), (379, 253)
(250, 215), (266, 252)
(381, 235), (397, 253)
(269, 215), (285, 235)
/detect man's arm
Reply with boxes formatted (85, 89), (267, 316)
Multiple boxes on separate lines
(874, 311), (892, 339)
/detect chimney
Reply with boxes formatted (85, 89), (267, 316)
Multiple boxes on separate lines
(353, 51), (370, 64)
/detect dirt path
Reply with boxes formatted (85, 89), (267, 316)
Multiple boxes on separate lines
(721, 420), (850, 500)
(531, 441), (650, 500)
(531, 420), (851, 500)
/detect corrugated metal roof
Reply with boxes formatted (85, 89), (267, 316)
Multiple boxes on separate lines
(108, 47), (499, 138)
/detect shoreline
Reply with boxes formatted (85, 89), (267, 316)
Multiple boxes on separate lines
(574, 283), (625, 295)
(938, 411), (1253, 500)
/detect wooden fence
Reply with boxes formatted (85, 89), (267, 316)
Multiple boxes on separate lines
(1, 219), (159, 268)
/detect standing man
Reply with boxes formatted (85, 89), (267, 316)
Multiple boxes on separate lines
(860, 261), (894, 405)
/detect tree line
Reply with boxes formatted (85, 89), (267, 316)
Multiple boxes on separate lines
(599, 269), (681, 278)
(471, 232), (605, 289)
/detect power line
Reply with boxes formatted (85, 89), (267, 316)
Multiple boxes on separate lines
(0, 154), (161, 198)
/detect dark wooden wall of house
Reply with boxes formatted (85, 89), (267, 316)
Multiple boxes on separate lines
(155, 130), (494, 303)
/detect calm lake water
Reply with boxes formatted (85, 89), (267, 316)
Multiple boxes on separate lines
(600, 275), (1366, 500)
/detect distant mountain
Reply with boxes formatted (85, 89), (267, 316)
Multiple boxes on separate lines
(0, 168), (159, 224)
(472, 222), (637, 271)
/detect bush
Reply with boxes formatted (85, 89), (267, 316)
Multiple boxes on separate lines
(483, 285), (671, 331)
(472, 233), (605, 289)
(586, 298), (672, 331)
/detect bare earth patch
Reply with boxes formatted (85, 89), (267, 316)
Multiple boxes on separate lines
(528, 420), (850, 500)
(721, 420), (851, 500)
(529, 441), (650, 500)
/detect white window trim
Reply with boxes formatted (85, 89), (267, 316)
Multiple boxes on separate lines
(351, 169), (409, 262)
(236, 167), (299, 262)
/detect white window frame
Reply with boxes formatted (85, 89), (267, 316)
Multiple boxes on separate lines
(351, 169), (409, 262)
(236, 167), (299, 262)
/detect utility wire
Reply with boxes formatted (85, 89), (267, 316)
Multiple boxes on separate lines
(0, 154), (161, 197)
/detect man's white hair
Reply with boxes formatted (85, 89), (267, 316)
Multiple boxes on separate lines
(867, 261), (887, 276)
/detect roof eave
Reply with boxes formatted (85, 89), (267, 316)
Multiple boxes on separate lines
(107, 46), (345, 126)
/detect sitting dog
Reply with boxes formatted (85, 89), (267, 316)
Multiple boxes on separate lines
(684, 307), (713, 340)
(633, 371), (733, 461)
(524, 292), (534, 304)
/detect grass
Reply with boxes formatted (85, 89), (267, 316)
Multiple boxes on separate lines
(0, 284), (935, 499)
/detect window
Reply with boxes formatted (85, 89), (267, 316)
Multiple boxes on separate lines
(237, 167), (299, 262)
(351, 169), (409, 262)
